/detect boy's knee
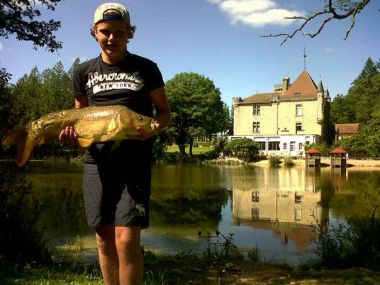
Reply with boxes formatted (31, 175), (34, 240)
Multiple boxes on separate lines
(115, 227), (141, 251)
(95, 225), (115, 252)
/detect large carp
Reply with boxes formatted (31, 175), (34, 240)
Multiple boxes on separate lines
(2, 105), (157, 167)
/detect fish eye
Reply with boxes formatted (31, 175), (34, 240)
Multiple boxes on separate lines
(138, 115), (144, 121)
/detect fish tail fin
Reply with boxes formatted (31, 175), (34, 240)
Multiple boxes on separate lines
(2, 128), (26, 146)
(2, 128), (34, 167)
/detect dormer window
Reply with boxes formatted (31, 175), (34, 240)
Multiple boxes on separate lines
(295, 92), (301, 96)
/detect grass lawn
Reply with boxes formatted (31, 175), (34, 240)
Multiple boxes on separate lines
(166, 144), (214, 155)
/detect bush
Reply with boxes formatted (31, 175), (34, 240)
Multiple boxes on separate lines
(0, 163), (51, 264)
(284, 156), (295, 167)
(269, 156), (281, 167)
(315, 215), (380, 269)
(224, 139), (259, 162)
(247, 247), (260, 262)
(304, 142), (331, 156)
(334, 134), (380, 158)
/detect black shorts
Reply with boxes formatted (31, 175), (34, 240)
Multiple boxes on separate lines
(82, 141), (152, 228)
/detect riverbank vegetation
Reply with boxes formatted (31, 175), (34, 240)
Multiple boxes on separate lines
(2, 250), (380, 285)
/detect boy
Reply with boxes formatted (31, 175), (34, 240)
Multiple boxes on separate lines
(59, 3), (171, 284)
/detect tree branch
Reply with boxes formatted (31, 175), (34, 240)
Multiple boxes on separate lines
(262, 0), (372, 45)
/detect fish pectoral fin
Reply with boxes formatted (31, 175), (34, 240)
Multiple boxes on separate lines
(77, 138), (95, 148)
(19, 136), (36, 167)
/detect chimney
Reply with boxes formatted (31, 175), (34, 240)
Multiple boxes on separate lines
(282, 77), (290, 94)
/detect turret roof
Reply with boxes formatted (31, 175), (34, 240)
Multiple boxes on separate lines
(317, 80), (324, 93)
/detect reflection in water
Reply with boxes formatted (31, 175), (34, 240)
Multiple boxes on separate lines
(230, 167), (329, 251)
(22, 162), (380, 264)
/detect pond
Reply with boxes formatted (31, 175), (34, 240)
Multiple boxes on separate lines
(24, 162), (380, 265)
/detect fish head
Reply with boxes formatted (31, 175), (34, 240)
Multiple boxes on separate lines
(120, 111), (155, 137)
(135, 114), (155, 133)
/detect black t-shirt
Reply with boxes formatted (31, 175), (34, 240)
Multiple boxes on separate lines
(72, 53), (164, 164)
(73, 52), (164, 116)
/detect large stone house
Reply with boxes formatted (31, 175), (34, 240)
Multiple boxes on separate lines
(231, 70), (331, 157)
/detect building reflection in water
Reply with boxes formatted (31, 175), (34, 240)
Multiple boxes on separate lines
(230, 167), (330, 250)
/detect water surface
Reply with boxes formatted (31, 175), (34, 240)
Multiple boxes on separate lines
(25, 163), (380, 264)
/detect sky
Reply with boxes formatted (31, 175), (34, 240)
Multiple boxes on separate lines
(1, 0), (379, 106)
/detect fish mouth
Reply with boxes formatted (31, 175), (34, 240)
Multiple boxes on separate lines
(150, 120), (159, 130)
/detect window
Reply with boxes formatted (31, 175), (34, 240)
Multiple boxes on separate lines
(295, 193), (302, 203)
(252, 191), (260, 202)
(296, 104), (303, 116)
(283, 143), (287, 150)
(296, 123), (302, 132)
(299, 143), (303, 150)
(290, 141), (295, 151)
(253, 104), (260, 116)
(268, 142), (280, 150)
(252, 122), (260, 133)
(252, 208), (260, 219)
(257, 142), (266, 150)
(295, 209), (302, 221)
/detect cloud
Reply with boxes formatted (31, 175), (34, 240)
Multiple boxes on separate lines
(0, 42), (3, 51)
(207, 0), (305, 27)
(324, 47), (334, 53)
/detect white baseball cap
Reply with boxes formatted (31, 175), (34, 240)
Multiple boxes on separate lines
(93, 2), (131, 26)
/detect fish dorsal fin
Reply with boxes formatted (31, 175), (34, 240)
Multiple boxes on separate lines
(78, 138), (95, 148)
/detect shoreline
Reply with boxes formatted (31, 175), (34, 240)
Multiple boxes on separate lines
(212, 157), (380, 170)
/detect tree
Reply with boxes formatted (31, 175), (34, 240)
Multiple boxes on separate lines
(330, 94), (356, 123)
(322, 101), (335, 146)
(5, 61), (80, 160)
(223, 138), (259, 162)
(9, 61), (74, 126)
(331, 57), (380, 125)
(40, 61), (73, 112)
(263, 0), (372, 45)
(0, 68), (12, 138)
(11, 67), (44, 125)
(165, 73), (230, 155)
(0, 0), (62, 52)
(348, 73), (380, 123)
(352, 57), (379, 85)
(336, 109), (380, 157)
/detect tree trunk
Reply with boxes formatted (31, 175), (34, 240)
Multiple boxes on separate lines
(189, 138), (193, 156)
(178, 144), (186, 155)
